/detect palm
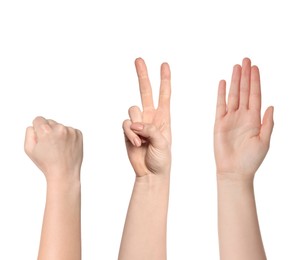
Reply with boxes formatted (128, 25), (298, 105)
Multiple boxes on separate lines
(124, 58), (171, 177)
(215, 109), (266, 176)
(214, 58), (274, 177)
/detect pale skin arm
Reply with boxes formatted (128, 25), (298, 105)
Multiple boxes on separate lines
(24, 117), (83, 260)
(214, 58), (274, 260)
(118, 58), (171, 260)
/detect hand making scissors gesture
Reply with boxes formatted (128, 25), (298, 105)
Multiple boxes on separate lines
(123, 58), (171, 177)
(119, 58), (171, 260)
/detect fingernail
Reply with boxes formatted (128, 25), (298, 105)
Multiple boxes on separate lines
(134, 137), (141, 147)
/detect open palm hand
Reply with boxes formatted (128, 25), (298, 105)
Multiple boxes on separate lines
(214, 58), (274, 179)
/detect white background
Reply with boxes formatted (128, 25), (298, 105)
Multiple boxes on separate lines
(0, 0), (300, 259)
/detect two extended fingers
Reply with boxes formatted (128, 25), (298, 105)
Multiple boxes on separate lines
(124, 59), (171, 146)
(135, 58), (171, 113)
(227, 58), (252, 110)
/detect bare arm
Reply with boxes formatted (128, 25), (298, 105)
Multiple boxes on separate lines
(118, 58), (171, 260)
(25, 117), (83, 260)
(214, 58), (274, 260)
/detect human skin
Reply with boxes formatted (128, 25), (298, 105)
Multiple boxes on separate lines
(118, 58), (171, 260)
(214, 58), (274, 260)
(24, 116), (83, 260)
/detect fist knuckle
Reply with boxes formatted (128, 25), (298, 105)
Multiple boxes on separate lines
(76, 129), (83, 138)
(55, 124), (68, 136)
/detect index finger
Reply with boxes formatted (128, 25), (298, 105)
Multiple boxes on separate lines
(158, 62), (171, 112)
(135, 58), (154, 110)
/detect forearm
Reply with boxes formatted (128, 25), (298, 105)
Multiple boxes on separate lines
(38, 178), (81, 260)
(118, 174), (170, 260)
(217, 174), (266, 260)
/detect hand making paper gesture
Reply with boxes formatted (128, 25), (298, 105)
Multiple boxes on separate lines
(214, 58), (274, 180)
(214, 58), (274, 260)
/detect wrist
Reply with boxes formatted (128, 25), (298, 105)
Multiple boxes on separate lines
(135, 173), (170, 192)
(216, 171), (255, 184)
(131, 173), (170, 212)
(217, 172), (255, 196)
(45, 168), (81, 184)
(217, 172), (255, 197)
(46, 176), (81, 192)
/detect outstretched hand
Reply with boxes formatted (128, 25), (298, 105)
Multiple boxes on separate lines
(123, 58), (171, 177)
(214, 58), (274, 180)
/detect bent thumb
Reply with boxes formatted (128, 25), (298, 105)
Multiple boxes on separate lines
(130, 122), (167, 149)
(24, 126), (37, 156)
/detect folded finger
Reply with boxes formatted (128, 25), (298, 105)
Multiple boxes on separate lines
(122, 119), (142, 147)
(47, 119), (58, 126)
(128, 106), (142, 122)
(130, 122), (167, 150)
(32, 116), (51, 137)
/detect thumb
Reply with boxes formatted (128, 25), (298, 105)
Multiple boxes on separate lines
(24, 126), (37, 156)
(130, 122), (167, 149)
(260, 106), (274, 145)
